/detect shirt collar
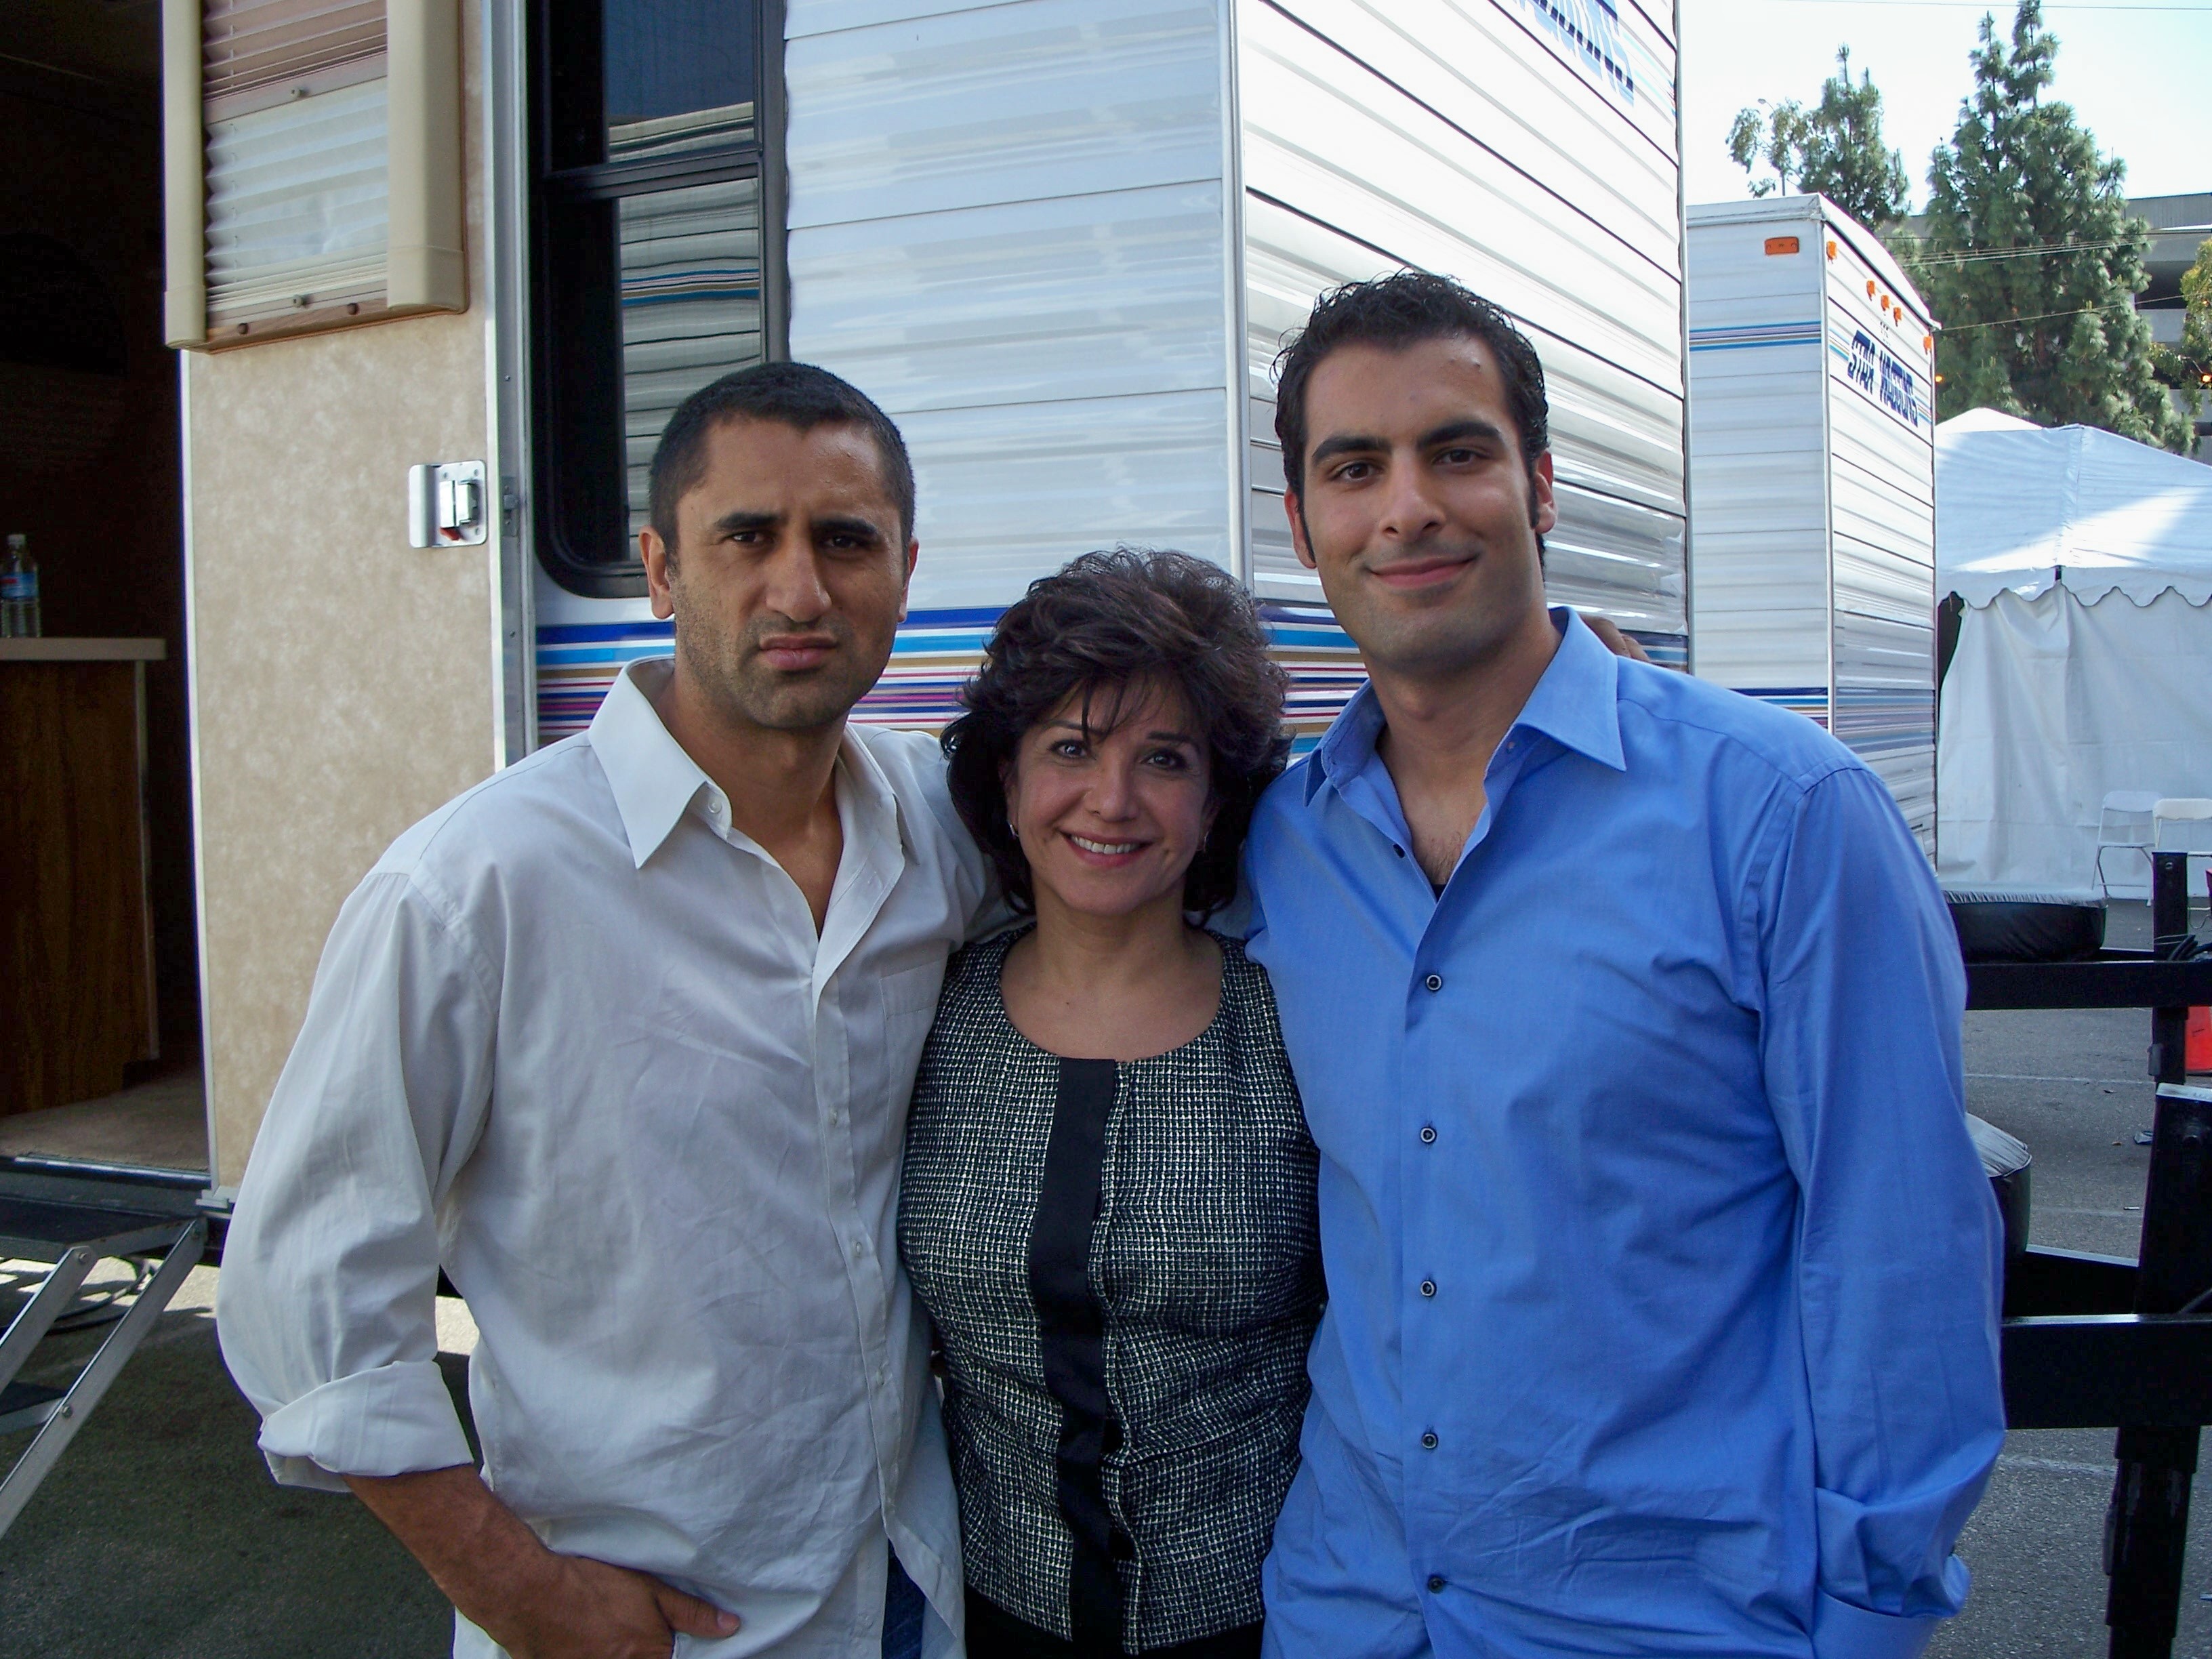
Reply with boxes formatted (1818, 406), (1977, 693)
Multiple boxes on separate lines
(1307, 680), (1389, 801)
(589, 658), (908, 872)
(1513, 607), (1628, 772)
(1304, 606), (1626, 804)
(590, 659), (714, 868)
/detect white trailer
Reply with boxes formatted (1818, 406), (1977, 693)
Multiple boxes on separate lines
(98, 0), (1687, 1197)
(1685, 194), (1938, 847)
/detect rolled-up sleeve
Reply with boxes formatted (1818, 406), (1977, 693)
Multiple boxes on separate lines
(216, 868), (496, 1490)
(1757, 766), (2006, 1658)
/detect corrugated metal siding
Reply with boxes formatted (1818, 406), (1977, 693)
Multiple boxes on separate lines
(204, 75), (389, 326)
(1685, 205), (1831, 720)
(1823, 235), (1936, 846)
(1237, 0), (1686, 642)
(784, 0), (1236, 610)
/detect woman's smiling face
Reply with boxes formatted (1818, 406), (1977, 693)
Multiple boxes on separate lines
(1004, 678), (1216, 924)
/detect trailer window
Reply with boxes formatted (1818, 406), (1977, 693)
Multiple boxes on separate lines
(531, 0), (783, 596)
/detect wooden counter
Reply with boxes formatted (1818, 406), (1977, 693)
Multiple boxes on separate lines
(1, 640), (165, 1116)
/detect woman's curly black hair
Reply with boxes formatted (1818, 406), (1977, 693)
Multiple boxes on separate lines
(943, 548), (1292, 919)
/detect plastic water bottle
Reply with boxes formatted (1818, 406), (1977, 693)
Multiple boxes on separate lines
(2, 534), (37, 638)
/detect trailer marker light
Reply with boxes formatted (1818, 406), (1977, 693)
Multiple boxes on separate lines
(1866, 280), (1877, 298)
(1764, 236), (1801, 255)
(1826, 240), (1838, 259)
(1923, 335), (1934, 352)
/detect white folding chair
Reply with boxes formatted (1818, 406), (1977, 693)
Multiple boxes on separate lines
(2097, 791), (2163, 900)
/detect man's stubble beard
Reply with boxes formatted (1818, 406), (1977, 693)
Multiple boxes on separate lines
(668, 578), (888, 737)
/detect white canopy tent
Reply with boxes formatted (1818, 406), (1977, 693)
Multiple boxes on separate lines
(1936, 408), (2212, 897)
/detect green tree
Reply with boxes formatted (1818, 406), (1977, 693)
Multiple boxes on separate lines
(1727, 46), (1910, 229)
(2165, 237), (2212, 422)
(1908, 1), (2188, 449)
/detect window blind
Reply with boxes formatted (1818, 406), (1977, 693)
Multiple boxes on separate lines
(166, 0), (465, 348)
(203, 0), (386, 114)
(203, 80), (390, 329)
(201, 0), (388, 333)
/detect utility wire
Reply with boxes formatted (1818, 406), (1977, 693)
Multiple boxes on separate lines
(1903, 239), (2144, 264)
(1891, 232), (2135, 250)
(1937, 300), (2144, 331)
(1899, 239), (2190, 270)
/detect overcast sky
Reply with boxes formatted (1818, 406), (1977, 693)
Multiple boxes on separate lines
(1677, 0), (2209, 213)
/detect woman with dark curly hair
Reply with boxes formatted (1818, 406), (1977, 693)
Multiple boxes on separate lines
(897, 548), (1322, 1659)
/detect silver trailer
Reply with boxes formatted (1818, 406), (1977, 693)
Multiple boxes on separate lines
(1685, 194), (1938, 847)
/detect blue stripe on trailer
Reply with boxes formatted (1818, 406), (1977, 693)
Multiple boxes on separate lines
(535, 602), (1376, 746)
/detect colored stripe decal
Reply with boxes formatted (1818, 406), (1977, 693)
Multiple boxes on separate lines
(533, 604), (1378, 753)
(1727, 686), (1830, 727)
(537, 613), (1692, 756)
(1688, 321), (1821, 352)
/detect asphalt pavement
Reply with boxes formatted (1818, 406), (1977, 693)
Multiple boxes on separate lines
(1930, 1000), (2212, 1659)
(0, 999), (2205, 1657)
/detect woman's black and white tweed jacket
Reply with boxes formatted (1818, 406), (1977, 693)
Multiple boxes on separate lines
(898, 926), (1324, 1650)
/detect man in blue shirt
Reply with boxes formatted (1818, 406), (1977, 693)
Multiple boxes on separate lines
(1243, 272), (2004, 1659)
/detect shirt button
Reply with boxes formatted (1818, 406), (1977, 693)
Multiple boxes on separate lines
(1421, 1431), (1439, 1450)
(1420, 1278), (1436, 1298)
(850, 1241), (864, 1259)
(1428, 1574), (1446, 1593)
(1419, 1125), (1437, 1145)
(1424, 973), (1443, 993)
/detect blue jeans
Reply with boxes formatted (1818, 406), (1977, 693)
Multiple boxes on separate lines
(883, 1551), (926, 1659)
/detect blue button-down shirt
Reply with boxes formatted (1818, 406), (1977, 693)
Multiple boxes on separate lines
(1244, 610), (2003, 1659)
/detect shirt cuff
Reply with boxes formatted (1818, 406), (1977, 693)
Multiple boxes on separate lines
(1811, 1590), (1942, 1659)
(255, 1358), (475, 1490)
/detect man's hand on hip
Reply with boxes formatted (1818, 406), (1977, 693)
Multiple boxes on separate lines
(491, 1552), (741, 1658)
(344, 1465), (740, 1658)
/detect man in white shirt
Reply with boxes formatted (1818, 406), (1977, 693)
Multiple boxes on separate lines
(217, 363), (991, 1659)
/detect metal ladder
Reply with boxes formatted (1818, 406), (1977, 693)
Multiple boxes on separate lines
(0, 1193), (207, 1537)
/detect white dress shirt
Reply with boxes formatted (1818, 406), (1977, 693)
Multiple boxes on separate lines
(216, 659), (991, 1659)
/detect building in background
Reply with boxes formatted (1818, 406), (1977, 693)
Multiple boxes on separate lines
(2132, 191), (2212, 462)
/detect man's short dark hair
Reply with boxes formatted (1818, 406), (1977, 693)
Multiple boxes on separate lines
(1272, 270), (1550, 499)
(943, 548), (1290, 920)
(648, 361), (917, 550)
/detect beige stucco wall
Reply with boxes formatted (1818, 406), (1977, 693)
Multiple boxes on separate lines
(186, 0), (495, 1189)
